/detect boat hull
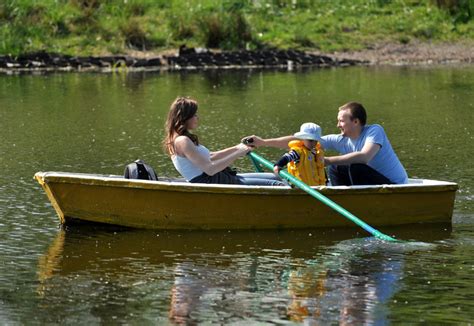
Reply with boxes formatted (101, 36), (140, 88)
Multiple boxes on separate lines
(34, 172), (458, 230)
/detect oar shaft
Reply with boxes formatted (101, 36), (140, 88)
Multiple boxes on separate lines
(248, 152), (396, 241)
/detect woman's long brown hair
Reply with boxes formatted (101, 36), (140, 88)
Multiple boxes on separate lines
(163, 97), (199, 155)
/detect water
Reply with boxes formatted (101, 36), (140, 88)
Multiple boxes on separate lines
(1, 65), (473, 324)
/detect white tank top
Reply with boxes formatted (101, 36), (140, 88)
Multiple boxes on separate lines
(171, 144), (210, 181)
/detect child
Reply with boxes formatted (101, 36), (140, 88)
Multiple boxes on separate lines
(273, 123), (326, 186)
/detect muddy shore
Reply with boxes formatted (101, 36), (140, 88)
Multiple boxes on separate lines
(327, 41), (474, 65)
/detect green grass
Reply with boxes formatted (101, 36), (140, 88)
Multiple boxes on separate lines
(0, 0), (473, 56)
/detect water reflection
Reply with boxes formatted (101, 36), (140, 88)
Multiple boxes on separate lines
(289, 238), (406, 325)
(0, 64), (472, 324)
(37, 225), (450, 324)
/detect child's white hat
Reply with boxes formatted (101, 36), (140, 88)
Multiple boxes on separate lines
(294, 122), (322, 141)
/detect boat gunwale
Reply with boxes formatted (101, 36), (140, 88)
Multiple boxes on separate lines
(34, 171), (459, 195)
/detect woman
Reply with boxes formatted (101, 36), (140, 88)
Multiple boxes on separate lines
(163, 97), (285, 186)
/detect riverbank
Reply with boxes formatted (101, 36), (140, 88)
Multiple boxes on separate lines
(327, 41), (474, 65)
(126, 40), (474, 65)
(1, 41), (473, 74)
(0, 48), (364, 73)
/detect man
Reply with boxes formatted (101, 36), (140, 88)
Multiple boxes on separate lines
(247, 102), (408, 185)
(320, 101), (408, 185)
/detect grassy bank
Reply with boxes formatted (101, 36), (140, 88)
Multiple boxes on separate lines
(1, 0), (473, 56)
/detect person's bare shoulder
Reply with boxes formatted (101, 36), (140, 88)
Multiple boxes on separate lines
(174, 135), (194, 156)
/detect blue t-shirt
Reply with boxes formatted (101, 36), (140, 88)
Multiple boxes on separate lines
(320, 124), (408, 184)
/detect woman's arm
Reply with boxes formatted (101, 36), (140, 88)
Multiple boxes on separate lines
(175, 136), (250, 176)
(209, 145), (240, 160)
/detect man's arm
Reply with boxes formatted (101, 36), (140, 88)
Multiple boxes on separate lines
(242, 135), (296, 149)
(325, 142), (381, 165)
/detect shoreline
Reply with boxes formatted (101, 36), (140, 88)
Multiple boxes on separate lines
(127, 41), (474, 66)
(1, 41), (473, 73)
(326, 41), (474, 65)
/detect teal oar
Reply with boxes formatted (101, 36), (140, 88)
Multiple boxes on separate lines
(248, 151), (396, 242)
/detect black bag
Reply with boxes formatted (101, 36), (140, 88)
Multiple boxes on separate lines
(124, 159), (158, 181)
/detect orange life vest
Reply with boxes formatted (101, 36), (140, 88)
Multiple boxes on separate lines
(287, 140), (326, 186)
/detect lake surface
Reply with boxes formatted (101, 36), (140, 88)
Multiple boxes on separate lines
(1, 65), (473, 324)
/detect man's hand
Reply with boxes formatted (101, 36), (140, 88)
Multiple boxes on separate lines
(241, 135), (264, 147)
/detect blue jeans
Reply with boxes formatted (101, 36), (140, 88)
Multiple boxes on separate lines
(236, 173), (286, 186)
(328, 164), (393, 186)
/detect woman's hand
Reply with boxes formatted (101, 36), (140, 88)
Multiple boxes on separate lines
(236, 143), (252, 156)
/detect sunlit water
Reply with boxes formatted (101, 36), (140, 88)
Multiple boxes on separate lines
(1, 65), (473, 324)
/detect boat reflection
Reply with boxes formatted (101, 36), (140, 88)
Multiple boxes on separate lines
(37, 223), (451, 324)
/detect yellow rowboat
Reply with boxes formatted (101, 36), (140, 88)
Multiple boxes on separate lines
(34, 172), (458, 230)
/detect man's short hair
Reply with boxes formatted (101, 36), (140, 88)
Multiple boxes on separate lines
(339, 102), (367, 126)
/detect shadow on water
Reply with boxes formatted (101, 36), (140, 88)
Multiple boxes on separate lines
(36, 223), (452, 324)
